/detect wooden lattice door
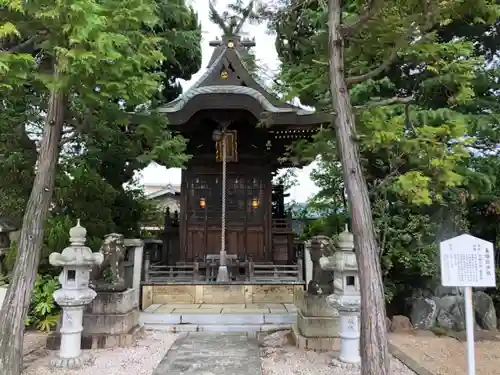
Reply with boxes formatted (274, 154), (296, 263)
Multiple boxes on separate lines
(185, 173), (265, 261)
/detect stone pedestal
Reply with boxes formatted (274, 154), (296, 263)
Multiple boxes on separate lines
(338, 307), (361, 364)
(47, 288), (142, 350)
(292, 288), (340, 351)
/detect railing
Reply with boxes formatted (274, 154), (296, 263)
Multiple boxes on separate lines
(143, 258), (304, 283)
(247, 259), (303, 282)
(145, 263), (201, 283)
(272, 218), (292, 233)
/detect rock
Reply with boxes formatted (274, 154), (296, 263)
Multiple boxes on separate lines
(450, 303), (466, 331)
(473, 291), (497, 331)
(260, 329), (291, 348)
(434, 285), (462, 297)
(436, 308), (455, 330)
(390, 315), (413, 332)
(386, 317), (392, 332)
(435, 295), (460, 312)
(435, 296), (465, 331)
(410, 297), (438, 329)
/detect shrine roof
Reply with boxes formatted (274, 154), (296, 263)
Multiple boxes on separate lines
(157, 35), (331, 127)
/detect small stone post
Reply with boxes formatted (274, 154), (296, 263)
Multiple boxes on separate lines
(49, 220), (103, 368)
(324, 226), (361, 366)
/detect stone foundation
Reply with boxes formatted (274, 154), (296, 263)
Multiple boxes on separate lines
(141, 283), (304, 308)
(47, 288), (142, 350)
(297, 310), (339, 337)
(292, 324), (340, 351)
(47, 326), (143, 350)
(293, 288), (340, 351)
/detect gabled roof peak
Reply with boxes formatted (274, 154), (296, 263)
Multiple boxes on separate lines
(209, 35), (256, 50)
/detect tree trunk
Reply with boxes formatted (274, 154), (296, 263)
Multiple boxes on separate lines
(327, 0), (390, 374)
(0, 65), (65, 375)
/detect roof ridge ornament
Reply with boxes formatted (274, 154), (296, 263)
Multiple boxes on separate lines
(208, 0), (257, 47)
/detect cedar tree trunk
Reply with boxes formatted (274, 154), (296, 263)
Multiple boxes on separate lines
(0, 65), (65, 375)
(327, 0), (390, 374)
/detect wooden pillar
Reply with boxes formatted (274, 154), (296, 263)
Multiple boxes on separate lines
(173, 210), (181, 262)
(179, 169), (188, 263)
(264, 168), (273, 262)
(163, 207), (171, 265)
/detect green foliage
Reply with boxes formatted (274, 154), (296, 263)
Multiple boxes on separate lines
(25, 275), (60, 332)
(0, 0), (201, 271)
(257, 0), (500, 312)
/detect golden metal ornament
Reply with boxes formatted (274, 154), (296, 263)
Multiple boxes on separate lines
(220, 71), (229, 80)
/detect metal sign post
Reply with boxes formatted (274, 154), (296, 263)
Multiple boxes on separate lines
(439, 234), (497, 375)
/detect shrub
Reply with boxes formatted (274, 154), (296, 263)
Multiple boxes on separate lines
(25, 274), (60, 332)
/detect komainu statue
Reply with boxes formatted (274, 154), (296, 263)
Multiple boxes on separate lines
(90, 233), (127, 292)
(307, 235), (335, 295)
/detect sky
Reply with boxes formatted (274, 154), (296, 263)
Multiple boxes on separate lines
(137, 0), (319, 202)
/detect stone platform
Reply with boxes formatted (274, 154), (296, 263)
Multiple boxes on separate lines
(47, 288), (142, 350)
(292, 288), (340, 351)
(140, 303), (297, 334)
(141, 283), (304, 308)
(152, 332), (261, 375)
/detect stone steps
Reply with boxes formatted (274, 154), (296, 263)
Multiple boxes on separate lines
(140, 309), (296, 334)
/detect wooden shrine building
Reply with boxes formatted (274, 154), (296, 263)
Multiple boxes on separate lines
(143, 32), (329, 288)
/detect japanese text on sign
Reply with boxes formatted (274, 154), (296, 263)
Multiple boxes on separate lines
(440, 234), (496, 288)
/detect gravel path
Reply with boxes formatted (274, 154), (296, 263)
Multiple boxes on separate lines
(260, 331), (416, 375)
(23, 331), (179, 375)
(390, 333), (500, 375)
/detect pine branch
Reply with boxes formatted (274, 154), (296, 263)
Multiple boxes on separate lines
(5, 32), (47, 53)
(344, 0), (438, 85)
(339, 0), (383, 38)
(345, 40), (403, 86)
(354, 95), (414, 109)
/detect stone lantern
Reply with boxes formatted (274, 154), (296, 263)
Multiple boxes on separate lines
(49, 220), (103, 368)
(324, 225), (361, 366)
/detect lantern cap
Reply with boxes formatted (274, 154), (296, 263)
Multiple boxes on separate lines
(69, 219), (87, 245)
(338, 224), (354, 250)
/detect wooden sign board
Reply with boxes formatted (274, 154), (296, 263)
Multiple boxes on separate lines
(216, 130), (238, 162)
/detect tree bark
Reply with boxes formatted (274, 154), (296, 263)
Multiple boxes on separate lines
(327, 0), (390, 374)
(0, 64), (64, 375)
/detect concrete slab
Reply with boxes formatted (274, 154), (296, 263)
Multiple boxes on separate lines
(140, 313), (181, 325)
(144, 304), (162, 313)
(181, 313), (264, 325)
(201, 325), (262, 333)
(222, 308), (269, 313)
(160, 304), (201, 309)
(269, 308), (288, 313)
(155, 306), (175, 313)
(199, 304), (245, 309)
(149, 324), (201, 332)
(263, 313), (296, 325)
(153, 333), (261, 375)
(247, 303), (286, 311)
(174, 308), (222, 314)
(284, 304), (298, 312)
